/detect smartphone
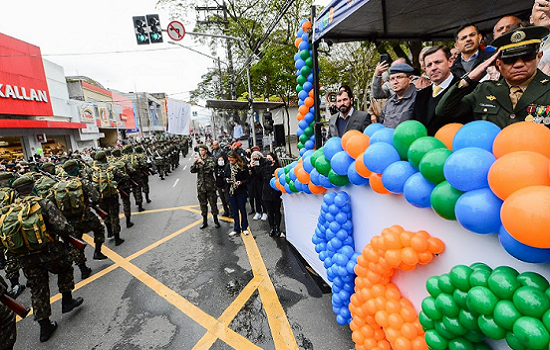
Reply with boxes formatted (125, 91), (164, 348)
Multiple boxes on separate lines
(380, 53), (389, 64)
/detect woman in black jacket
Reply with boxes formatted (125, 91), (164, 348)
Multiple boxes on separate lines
(215, 155), (232, 217)
(224, 151), (251, 236)
(259, 152), (283, 236)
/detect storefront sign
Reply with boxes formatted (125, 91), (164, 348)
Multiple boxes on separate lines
(0, 33), (53, 116)
(80, 106), (96, 123)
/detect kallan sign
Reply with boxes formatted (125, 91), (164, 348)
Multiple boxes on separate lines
(0, 84), (49, 102)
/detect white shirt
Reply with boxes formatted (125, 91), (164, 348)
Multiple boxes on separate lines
(432, 74), (454, 97)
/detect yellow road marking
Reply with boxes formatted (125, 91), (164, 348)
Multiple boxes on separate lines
(242, 233), (299, 350)
(82, 235), (264, 350)
(192, 276), (264, 350)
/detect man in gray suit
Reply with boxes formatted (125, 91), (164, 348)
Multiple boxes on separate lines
(328, 89), (371, 138)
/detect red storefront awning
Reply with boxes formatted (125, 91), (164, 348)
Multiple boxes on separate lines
(0, 119), (86, 129)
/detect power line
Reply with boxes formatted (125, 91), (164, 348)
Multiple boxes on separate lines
(0, 46), (208, 58)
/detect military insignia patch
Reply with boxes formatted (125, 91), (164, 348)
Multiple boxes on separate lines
(486, 95), (497, 101)
(511, 30), (526, 43)
(541, 79), (549, 84)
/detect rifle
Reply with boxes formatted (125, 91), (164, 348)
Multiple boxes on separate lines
(65, 235), (87, 250)
(88, 201), (107, 219)
(0, 293), (30, 318)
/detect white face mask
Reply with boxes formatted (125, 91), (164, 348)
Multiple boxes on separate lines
(218, 160), (225, 166)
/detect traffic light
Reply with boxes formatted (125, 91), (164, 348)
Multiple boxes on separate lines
(264, 111), (274, 132)
(132, 16), (149, 45)
(146, 14), (163, 43)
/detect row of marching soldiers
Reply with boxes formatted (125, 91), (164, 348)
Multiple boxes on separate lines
(0, 144), (157, 348)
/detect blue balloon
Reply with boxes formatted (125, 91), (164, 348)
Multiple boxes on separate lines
(278, 175), (286, 186)
(294, 52), (300, 61)
(309, 106), (315, 113)
(284, 184), (291, 193)
(363, 142), (401, 174)
(304, 112), (315, 123)
(299, 90), (309, 101)
(298, 40), (309, 51)
(303, 150), (315, 158)
(298, 119), (309, 130)
(296, 128), (304, 137)
(303, 184), (312, 194)
(299, 148), (307, 157)
(455, 188), (502, 234)
(289, 169), (297, 182)
(303, 81), (313, 92)
(348, 161), (370, 186)
(270, 177), (278, 190)
(323, 138), (344, 160)
(308, 73), (314, 82)
(452, 120), (501, 152)
(403, 172), (437, 208)
(370, 128), (394, 145)
(364, 123), (385, 137)
(319, 174), (334, 188)
(277, 168), (285, 178)
(305, 140), (315, 150)
(295, 59), (305, 70)
(382, 161), (418, 194)
(334, 191), (350, 207)
(303, 157), (314, 173)
(444, 147), (496, 191)
(310, 169), (321, 185)
(498, 226), (550, 263)
(298, 99), (304, 106)
(331, 151), (354, 176)
(324, 191), (337, 204)
(297, 28), (304, 36)
(301, 33), (309, 42)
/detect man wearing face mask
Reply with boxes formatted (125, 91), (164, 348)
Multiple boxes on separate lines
(190, 145), (220, 229)
(214, 155), (232, 218)
(327, 89), (371, 138)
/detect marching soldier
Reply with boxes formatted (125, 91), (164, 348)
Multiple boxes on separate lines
(7, 176), (84, 343)
(122, 145), (145, 212)
(135, 146), (152, 203)
(111, 148), (135, 228)
(190, 144), (220, 229)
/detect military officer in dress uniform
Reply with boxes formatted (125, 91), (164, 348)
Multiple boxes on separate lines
(436, 26), (550, 129)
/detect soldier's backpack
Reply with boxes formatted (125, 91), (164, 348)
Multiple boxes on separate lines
(0, 188), (16, 207)
(35, 176), (57, 199)
(52, 178), (86, 216)
(91, 166), (118, 199)
(0, 196), (51, 255)
(126, 154), (140, 171)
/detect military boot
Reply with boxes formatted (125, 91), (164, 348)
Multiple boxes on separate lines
(213, 215), (221, 228)
(146, 193), (151, 203)
(39, 319), (58, 342)
(200, 216), (208, 229)
(106, 224), (113, 239)
(138, 204), (145, 212)
(126, 217), (134, 228)
(93, 243), (107, 260)
(114, 231), (125, 246)
(79, 264), (92, 279)
(8, 278), (26, 298)
(61, 292), (84, 313)
(0, 252), (5, 270)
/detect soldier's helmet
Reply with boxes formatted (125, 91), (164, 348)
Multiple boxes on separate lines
(11, 175), (35, 195)
(122, 145), (133, 154)
(95, 151), (107, 163)
(112, 149), (122, 157)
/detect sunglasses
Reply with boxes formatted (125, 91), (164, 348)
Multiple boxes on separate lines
(500, 52), (537, 65)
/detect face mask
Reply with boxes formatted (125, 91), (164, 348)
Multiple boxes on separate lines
(218, 160), (225, 166)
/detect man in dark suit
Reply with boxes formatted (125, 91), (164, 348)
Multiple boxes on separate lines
(451, 23), (493, 78)
(413, 46), (473, 135)
(437, 26), (550, 129)
(328, 89), (371, 138)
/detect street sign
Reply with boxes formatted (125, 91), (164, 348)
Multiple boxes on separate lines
(327, 91), (337, 103)
(167, 21), (185, 41)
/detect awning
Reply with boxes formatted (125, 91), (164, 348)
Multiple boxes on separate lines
(0, 119), (87, 129)
(205, 99), (285, 110)
(313, 0), (532, 42)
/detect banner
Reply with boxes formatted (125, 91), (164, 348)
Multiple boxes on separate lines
(166, 99), (191, 135)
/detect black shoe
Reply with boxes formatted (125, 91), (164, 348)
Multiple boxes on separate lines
(269, 228), (275, 237)
(62, 297), (84, 314)
(79, 265), (92, 280)
(7, 284), (26, 298)
(200, 222), (208, 229)
(126, 219), (134, 228)
(138, 205), (145, 212)
(213, 216), (221, 228)
(93, 251), (108, 260)
(39, 320), (58, 342)
(160, 177), (165, 180)
(146, 197), (151, 203)
(115, 239), (125, 246)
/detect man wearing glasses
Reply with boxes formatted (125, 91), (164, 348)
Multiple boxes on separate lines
(436, 26), (550, 129)
(378, 63), (418, 128)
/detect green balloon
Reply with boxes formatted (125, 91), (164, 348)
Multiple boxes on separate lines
(310, 148), (324, 167)
(315, 155), (331, 176)
(284, 166), (290, 174)
(419, 148), (453, 184)
(422, 296), (444, 320)
(471, 342), (491, 350)
(459, 309), (480, 331)
(470, 262), (492, 272)
(300, 49), (310, 60)
(513, 286), (550, 318)
(285, 174), (291, 184)
(467, 286), (498, 315)
(297, 75), (307, 85)
(443, 316), (468, 336)
(439, 273), (457, 294)
(300, 65), (311, 77)
(288, 181), (298, 193)
(487, 270), (520, 300)
(506, 332), (528, 350)
(448, 337), (475, 350)
(435, 319), (456, 339)
(425, 329), (449, 350)
(304, 126), (314, 137)
(493, 300), (521, 330)
(450, 265), (473, 292)
(517, 272), (550, 291)
(328, 169), (349, 187)
(427, 276), (443, 298)
(430, 181), (464, 220)
(453, 289), (469, 309)
(299, 133), (308, 144)
(543, 309), (550, 335)
(296, 84), (303, 93)
(492, 266), (519, 277)
(469, 269), (491, 288)
(463, 330), (485, 343)
(392, 120), (428, 160)
(478, 315), (506, 340)
(513, 316), (550, 350)
(297, 142), (305, 150)
(407, 136), (447, 169)
(419, 311), (435, 330)
(305, 57), (313, 67)
(436, 293), (460, 318)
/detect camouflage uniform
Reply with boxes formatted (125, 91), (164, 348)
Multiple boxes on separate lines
(0, 275), (16, 350)
(110, 150), (135, 227)
(135, 148), (151, 202)
(122, 147), (144, 211)
(190, 152), (219, 219)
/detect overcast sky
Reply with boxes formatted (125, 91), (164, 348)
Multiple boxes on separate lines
(1, 0), (331, 103)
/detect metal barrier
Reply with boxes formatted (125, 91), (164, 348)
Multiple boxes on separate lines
(280, 157), (297, 167)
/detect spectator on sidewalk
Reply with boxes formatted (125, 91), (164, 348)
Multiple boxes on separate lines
(378, 63), (417, 128)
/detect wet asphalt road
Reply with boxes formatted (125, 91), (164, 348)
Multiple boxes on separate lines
(5, 154), (355, 350)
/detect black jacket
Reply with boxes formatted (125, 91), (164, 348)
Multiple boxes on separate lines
(223, 163), (250, 195)
(450, 50), (493, 79)
(259, 163), (282, 202)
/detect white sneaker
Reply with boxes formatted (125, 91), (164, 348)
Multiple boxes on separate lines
(253, 213), (261, 220)
(243, 229), (250, 235)
(261, 213), (268, 221)
(229, 231), (238, 237)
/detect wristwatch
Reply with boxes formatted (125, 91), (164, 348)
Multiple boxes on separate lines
(458, 73), (475, 88)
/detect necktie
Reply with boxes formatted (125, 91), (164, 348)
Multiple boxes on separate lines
(510, 86), (523, 109)
(432, 85), (442, 98)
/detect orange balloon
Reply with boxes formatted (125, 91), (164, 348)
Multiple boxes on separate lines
(385, 299), (402, 313)
(488, 151), (550, 200)
(352, 330), (366, 345)
(383, 231), (402, 249)
(274, 167), (281, 178)
(434, 123), (463, 150)
(384, 249), (401, 266)
(304, 97), (314, 108)
(346, 133), (371, 159)
(385, 328), (401, 343)
(298, 104), (309, 116)
(308, 182), (326, 195)
(341, 129), (363, 151)
(400, 323), (418, 340)
(296, 112), (305, 121)
(409, 234), (428, 252)
(388, 313), (405, 329)
(502, 186), (550, 248)
(378, 340), (392, 350)
(417, 251), (434, 264)
(296, 168), (310, 184)
(356, 152), (373, 178)
(427, 237), (445, 254)
(400, 247), (419, 266)
(375, 310), (390, 328)
(294, 37), (302, 48)
(309, 89), (315, 98)
(370, 173), (391, 194)
(393, 337), (412, 350)
(493, 121), (550, 158)
(302, 21), (312, 31)
(400, 305), (418, 323)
